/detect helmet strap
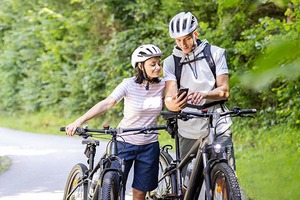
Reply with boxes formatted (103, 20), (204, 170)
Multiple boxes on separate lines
(191, 32), (198, 50)
(141, 63), (152, 90)
(145, 81), (150, 90)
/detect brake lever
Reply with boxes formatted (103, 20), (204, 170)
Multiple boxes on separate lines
(178, 113), (192, 121)
(76, 127), (90, 139)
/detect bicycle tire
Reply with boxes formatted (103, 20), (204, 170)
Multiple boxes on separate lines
(100, 171), (121, 200)
(63, 163), (88, 200)
(146, 149), (175, 200)
(210, 162), (242, 200)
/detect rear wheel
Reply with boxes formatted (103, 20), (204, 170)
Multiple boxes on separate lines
(210, 163), (241, 200)
(100, 171), (121, 200)
(146, 148), (175, 199)
(63, 163), (88, 200)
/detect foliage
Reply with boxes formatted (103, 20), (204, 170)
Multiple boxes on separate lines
(232, 0), (300, 127)
(0, 0), (101, 114)
(0, 2), (299, 198)
(1, 0), (299, 125)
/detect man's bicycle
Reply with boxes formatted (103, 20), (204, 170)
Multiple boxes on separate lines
(147, 106), (256, 200)
(60, 124), (166, 200)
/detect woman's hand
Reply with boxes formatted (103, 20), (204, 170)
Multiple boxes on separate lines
(65, 121), (82, 137)
(65, 96), (117, 137)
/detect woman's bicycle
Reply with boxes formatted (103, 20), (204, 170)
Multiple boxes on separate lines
(147, 106), (257, 200)
(60, 124), (166, 200)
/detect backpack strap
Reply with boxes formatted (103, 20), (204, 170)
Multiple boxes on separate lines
(202, 44), (224, 107)
(203, 43), (216, 79)
(173, 55), (182, 89)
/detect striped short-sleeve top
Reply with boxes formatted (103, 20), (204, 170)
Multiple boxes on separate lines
(109, 77), (165, 145)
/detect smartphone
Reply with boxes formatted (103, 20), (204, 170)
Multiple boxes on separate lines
(177, 88), (189, 99)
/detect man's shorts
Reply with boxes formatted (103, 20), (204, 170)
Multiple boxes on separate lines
(117, 141), (159, 192)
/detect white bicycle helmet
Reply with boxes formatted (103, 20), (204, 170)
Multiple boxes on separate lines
(131, 44), (162, 68)
(169, 12), (198, 39)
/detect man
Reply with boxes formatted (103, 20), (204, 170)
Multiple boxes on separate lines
(163, 12), (235, 173)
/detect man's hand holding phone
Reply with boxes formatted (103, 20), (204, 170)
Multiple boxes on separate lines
(177, 88), (189, 100)
(165, 88), (189, 111)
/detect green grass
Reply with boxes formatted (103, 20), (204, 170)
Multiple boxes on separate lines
(0, 112), (71, 135)
(0, 111), (299, 200)
(0, 156), (12, 173)
(234, 126), (300, 200)
(0, 111), (174, 145)
(0, 111), (121, 136)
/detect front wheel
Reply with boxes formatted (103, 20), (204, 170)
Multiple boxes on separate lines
(63, 163), (88, 200)
(100, 171), (121, 200)
(210, 163), (241, 200)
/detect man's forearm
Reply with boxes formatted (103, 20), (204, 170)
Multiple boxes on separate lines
(205, 85), (229, 100)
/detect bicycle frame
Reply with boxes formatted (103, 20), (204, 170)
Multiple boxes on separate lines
(63, 138), (99, 200)
(61, 124), (167, 200)
(88, 129), (128, 200)
(181, 136), (229, 200)
(160, 120), (225, 200)
(97, 129), (127, 200)
(157, 107), (256, 200)
(61, 127), (127, 200)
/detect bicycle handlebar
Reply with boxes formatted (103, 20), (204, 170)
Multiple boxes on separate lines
(60, 125), (167, 137)
(161, 107), (257, 120)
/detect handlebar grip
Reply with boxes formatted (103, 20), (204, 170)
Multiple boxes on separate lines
(161, 110), (179, 115)
(153, 125), (167, 130)
(60, 127), (66, 132)
(239, 109), (257, 114)
(161, 110), (180, 120)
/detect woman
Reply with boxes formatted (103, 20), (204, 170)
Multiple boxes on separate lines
(65, 44), (165, 200)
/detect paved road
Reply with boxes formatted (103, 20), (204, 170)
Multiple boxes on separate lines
(0, 127), (246, 200)
(0, 127), (133, 200)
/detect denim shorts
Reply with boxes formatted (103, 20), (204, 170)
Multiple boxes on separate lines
(117, 141), (159, 192)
